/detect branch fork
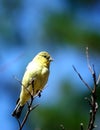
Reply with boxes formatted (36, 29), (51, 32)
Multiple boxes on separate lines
(13, 78), (40, 130)
(73, 47), (99, 130)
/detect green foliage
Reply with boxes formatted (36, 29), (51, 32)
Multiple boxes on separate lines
(43, 12), (100, 52)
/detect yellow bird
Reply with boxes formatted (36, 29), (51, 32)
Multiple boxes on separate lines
(12, 51), (53, 118)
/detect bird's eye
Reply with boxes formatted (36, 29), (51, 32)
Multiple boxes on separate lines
(43, 55), (47, 58)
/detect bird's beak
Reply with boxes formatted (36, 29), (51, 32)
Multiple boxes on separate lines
(49, 57), (54, 62)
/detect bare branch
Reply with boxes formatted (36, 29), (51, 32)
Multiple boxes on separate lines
(19, 104), (39, 130)
(80, 123), (84, 130)
(13, 76), (23, 86)
(16, 118), (21, 128)
(72, 65), (92, 92)
(18, 79), (40, 130)
(73, 48), (99, 130)
(13, 77), (40, 130)
(86, 47), (94, 75)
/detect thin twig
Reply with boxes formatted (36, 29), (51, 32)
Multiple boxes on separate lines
(19, 82), (40, 130)
(18, 91), (40, 130)
(14, 77), (40, 130)
(19, 104), (38, 130)
(16, 118), (21, 128)
(13, 76), (24, 86)
(86, 47), (94, 75)
(73, 47), (99, 130)
(86, 48), (98, 130)
(80, 123), (84, 130)
(72, 65), (92, 92)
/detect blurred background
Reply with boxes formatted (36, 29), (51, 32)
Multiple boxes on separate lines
(1, 0), (100, 130)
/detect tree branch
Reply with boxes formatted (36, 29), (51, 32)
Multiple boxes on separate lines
(72, 65), (92, 92)
(19, 103), (39, 130)
(14, 77), (40, 130)
(73, 47), (99, 130)
(80, 123), (84, 130)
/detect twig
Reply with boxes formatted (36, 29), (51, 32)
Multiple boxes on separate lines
(80, 123), (84, 130)
(19, 103), (39, 130)
(72, 65), (92, 92)
(86, 47), (93, 75)
(14, 77), (40, 130)
(73, 47), (99, 130)
(16, 118), (21, 128)
(86, 48), (99, 130)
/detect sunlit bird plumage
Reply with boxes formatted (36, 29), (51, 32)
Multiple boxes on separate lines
(12, 51), (53, 118)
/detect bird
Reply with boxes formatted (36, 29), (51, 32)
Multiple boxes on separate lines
(12, 51), (53, 118)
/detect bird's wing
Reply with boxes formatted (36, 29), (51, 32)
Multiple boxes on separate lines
(22, 62), (42, 88)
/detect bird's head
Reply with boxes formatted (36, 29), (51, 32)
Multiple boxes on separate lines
(34, 51), (53, 67)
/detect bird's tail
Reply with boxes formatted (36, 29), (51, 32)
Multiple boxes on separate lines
(12, 98), (24, 118)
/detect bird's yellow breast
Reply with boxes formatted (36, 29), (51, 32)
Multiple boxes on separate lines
(18, 51), (53, 106)
(19, 64), (49, 106)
